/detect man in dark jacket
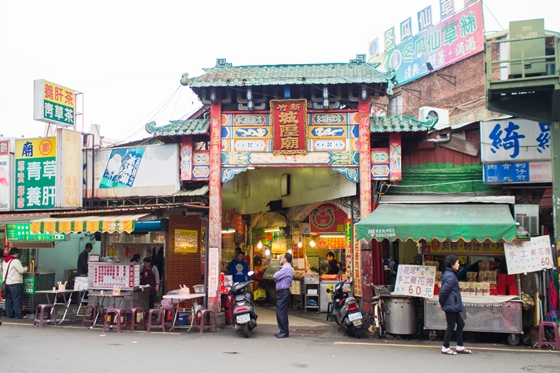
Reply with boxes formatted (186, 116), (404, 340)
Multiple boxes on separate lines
(438, 254), (471, 355)
(77, 243), (93, 276)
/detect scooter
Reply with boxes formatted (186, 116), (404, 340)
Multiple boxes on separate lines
(327, 278), (364, 338)
(229, 271), (258, 338)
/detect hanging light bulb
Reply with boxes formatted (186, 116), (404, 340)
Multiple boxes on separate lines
(297, 241), (303, 248)
(265, 248), (271, 256)
(309, 239), (316, 248)
(257, 240), (263, 249)
(287, 249), (292, 254)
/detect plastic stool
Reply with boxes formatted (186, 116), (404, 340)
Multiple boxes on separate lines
(81, 304), (98, 327)
(326, 302), (334, 322)
(103, 308), (125, 332)
(125, 307), (145, 332)
(34, 304), (57, 327)
(147, 308), (167, 332)
(195, 308), (217, 333)
(538, 321), (560, 350)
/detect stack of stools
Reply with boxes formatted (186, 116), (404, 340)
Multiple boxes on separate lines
(81, 304), (99, 327)
(146, 307), (173, 332)
(194, 308), (217, 333)
(221, 294), (233, 325)
(103, 308), (126, 332)
(538, 321), (560, 350)
(34, 304), (57, 327)
(125, 307), (145, 332)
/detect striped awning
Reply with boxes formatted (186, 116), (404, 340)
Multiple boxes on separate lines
(30, 213), (150, 234)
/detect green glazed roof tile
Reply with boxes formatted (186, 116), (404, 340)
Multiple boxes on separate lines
(181, 56), (390, 88)
(370, 115), (436, 133)
(145, 119), (210, 136)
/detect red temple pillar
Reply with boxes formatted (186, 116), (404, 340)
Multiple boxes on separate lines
(207, 98), (222, 313)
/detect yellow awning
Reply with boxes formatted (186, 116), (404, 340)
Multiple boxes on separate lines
(30, 213), (150, 234)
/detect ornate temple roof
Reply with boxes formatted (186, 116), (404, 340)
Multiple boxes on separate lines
(180, 55), (392, 88)
(370, 115), (437, 133)
(145, 119), (210, 136)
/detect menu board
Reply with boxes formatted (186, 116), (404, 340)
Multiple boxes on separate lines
(504, 235), (554, 275)
(394, 265), (437, 298)
(89, 263), (140, 289)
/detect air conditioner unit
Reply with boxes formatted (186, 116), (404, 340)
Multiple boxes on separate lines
(514, 204), (539, 236)
(419, 106), (450, 130)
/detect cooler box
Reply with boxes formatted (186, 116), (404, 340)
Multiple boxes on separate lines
(178, 312), (190, 326)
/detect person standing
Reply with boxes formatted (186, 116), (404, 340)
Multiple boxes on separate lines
(77, 243), (93, 276)
(140, 257), (157, 309)
(273, 253), (293, 338)
(2, 248), (28, 319)
(229, 251), (249, 283)
(439, 254), (472, 355)
(326, 251), (339, 275)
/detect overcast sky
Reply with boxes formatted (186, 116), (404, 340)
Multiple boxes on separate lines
(1, 0), (559, 144)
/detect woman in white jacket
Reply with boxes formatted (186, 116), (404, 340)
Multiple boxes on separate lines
(3, 248), (28, 319)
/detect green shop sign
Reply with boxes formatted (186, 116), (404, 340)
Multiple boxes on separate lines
(23, 277), (35, 295)
(6, 223), (66, 242)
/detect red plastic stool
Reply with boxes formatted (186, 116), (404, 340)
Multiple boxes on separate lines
(147, 308), (166, 332)
(33, 304), (57, 327)
(81, 304), (99, 327)
(538, 321), (560, 350)
(195, 308), (217, 333)
(125, 307), (145, 332)
(103, 308), (125, 332)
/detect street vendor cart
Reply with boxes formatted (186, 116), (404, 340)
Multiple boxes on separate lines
(424, 295), (523, 345)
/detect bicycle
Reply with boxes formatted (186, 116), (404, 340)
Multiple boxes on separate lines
(366, 284), (389, 338)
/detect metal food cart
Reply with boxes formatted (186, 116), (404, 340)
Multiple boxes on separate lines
(424, 295), (523, 345)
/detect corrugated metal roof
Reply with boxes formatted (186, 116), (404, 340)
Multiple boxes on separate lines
(371, 115), (436, 133)
(181, 56), (390, 88)
(174, 185), (209, 197)
(145, 119), (210, 136)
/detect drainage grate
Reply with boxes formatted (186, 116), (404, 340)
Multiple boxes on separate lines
(522, 366), (560, 373)
(223, 352), (239, 354)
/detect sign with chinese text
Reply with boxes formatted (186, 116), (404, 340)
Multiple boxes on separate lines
(23, 276), (35, 295)
(316, 236), (346, 249)
(60, 129), (82, 207)
(33, 79), (75, 127)
(425, 239), (504, 255)
(174, 229), (198, 253)
(394, 265), (436, 298)
(14, 137), (57, 210)
(400, 18), (412, 41)
(0, 138), (13, 211)
(208, 247), (219, 297)
(89, 263), (140, 289)
(504, 235), (554, 275)
(310, 203), (348, 234)
(483, 162), (551, 184)
(6, 223), (66, 242)
(353, 232), (362, 296)
(417, 5), (433, 32)
(270, 99), (308, 155)
(384, 27), (396, 50)
(374, 1), (483, 85)
(481, 119), (550, 163)
(368, 37), (380, 59)
(440, 0), (455, 21)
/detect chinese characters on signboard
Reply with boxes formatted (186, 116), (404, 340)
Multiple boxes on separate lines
(373, 1), (483, 85)
(425, 239), (504, 255)
(14, 138), (57, 210)
(504, 235), (554, 275)
(394, 265), (437, 298)
(33, 79), (75, 127)
(91, 264), (140, 289)
(6, 223), (66, 242)
(483, 162), (551, 184)
(440, 0), (455, 21)
(270, 99), (308, 155)
(0, 139), (11, 210)
(481, 119), (550, 162)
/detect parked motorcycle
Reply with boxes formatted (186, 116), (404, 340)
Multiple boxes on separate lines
(229, 271), (258, 338)
(327, 278), (364, 338)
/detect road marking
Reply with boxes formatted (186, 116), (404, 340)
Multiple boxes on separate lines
(334, 342), (558, 353)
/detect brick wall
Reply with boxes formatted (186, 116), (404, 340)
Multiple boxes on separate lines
(166, 214), (203, 307)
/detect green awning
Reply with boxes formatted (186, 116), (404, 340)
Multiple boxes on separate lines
(355, 204), (517, 242)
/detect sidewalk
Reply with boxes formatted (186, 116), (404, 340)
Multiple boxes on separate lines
(2, 304), (555, 353)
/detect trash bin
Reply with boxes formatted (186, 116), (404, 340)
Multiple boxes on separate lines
(383, 295), (416, 335)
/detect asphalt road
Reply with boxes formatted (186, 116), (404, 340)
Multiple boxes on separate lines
(2, 320), (560, 373)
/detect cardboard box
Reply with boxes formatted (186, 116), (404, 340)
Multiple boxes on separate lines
(307, 289), (318, 295)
